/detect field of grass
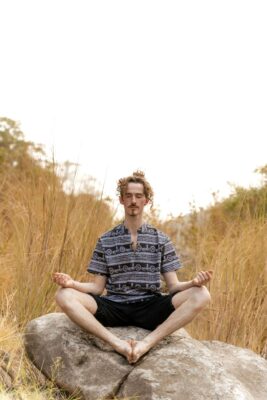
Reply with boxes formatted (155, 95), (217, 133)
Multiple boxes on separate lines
(0, 161), (266, 399)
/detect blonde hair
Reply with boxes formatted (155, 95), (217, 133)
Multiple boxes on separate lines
(117, 170), (154, 206)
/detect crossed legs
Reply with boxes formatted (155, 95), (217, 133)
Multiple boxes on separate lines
(130, 286), (211, 362)
(55, 288), (133, 361)
(55, 286), (211, 363)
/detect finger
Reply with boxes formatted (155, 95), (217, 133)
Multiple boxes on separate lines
(195, 272), (209, 285)
(54, 272), (66, 278)
(193, 277), (202, 286)
(54, 274), (64, 282)
(60, 273), (70, 281)
(201, 271), (212, 281)
(201, 270), (212, 280)
(198, 272), (206, 282)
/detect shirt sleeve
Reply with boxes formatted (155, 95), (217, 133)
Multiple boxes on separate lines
(161, 237), (182, 273)
(87, 238), (109, 276)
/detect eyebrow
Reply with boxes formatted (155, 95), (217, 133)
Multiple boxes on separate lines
(125, 192), (144, 195)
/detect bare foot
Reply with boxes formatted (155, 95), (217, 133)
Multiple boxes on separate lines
(131, 340), (151, 363)
(113, 339), (133, 363)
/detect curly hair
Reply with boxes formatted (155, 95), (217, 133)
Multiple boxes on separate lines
(117, 170), (154, 206)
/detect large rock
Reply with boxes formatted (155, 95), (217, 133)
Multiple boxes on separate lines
(24, 313), (267, 400)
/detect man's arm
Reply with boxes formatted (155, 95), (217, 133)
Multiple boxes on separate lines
(52, 272), (107, 295)
(162, 270), (213, 294)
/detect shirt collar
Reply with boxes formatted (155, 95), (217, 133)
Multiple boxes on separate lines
(120, 222), (148, 234)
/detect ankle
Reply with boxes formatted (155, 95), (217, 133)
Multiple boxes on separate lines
(112, 337), (125, 347)
(142, 338), (153, 350)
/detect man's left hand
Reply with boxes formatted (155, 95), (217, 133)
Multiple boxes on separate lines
(192, 270), (213, 287)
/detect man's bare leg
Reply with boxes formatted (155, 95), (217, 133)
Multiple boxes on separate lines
(55, 288), (133, 362)
(131, 286), (211, 363)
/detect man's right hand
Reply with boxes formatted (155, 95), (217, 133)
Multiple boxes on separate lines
(52, 272), (75, 288)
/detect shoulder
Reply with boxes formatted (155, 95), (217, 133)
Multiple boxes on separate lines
(99, 223), (124, 239)
(145, 224), (170, 244)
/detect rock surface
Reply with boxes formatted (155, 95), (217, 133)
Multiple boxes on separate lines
(24, 313), (267, 400)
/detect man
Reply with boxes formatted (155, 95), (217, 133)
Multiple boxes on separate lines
(53, 170), (212, 364)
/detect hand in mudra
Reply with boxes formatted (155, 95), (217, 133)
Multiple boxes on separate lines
(52, 272), (75, 288)
(192, 270), (213, 287)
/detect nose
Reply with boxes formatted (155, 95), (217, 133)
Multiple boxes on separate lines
(130, 195), (137, 204)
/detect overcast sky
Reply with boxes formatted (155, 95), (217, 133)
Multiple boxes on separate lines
(1, 1), (266, 218)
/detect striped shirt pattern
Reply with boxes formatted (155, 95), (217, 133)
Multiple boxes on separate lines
(87, 223), (181, 303)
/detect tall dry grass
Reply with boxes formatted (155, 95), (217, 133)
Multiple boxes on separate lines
(0, 164), (114, 398)
(0, 166), (113, 326)
(190, 218), (266, 354)
(162, 199), (267, 357)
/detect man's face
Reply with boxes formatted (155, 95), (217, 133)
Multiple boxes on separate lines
(120, 182), (149, 217)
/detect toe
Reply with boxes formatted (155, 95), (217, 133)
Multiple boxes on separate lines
(127, 339), (134, 363)
(131, 341), (139, 363)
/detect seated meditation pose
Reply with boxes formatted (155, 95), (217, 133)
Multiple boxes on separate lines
(53, 170), (213, 364)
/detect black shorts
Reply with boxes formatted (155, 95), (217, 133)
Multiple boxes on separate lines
(89, 293), (176, 331)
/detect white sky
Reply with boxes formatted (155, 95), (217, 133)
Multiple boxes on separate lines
(0, 1), (266, 218)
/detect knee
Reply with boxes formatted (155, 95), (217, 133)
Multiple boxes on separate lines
(55, 287), (75, 309)
(191, 286), (211, 311)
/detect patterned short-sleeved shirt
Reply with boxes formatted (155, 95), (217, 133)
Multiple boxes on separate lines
(87, 223), (181, 303)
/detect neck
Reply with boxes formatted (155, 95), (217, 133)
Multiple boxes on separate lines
(123, 215), (144, 234)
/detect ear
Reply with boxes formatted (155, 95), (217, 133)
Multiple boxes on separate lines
(144, 198), (149, 206)
(119, 196), (124, 205)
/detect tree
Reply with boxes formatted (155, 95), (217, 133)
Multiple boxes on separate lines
(0, 117), (44, 171)
(255, 164), (267, 186)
